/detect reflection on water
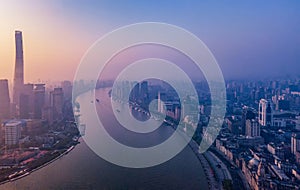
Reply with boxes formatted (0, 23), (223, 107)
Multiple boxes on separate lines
(0, 88), (208, 190)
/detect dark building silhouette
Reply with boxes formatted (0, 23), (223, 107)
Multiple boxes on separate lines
(61, 81), (72, 100)
(33, 84), (45, 119)
(50, 88), (64, 120)
(242, 107), (256, 135)
(130, 82), (140, 102)
(266, 103), (273, 127)
(19, 94), (29, 119)
(0, 79), (10, 119)
(277, 99), (290, 111)
(19, 83), (34, 119)
(140, 81), (149, 108)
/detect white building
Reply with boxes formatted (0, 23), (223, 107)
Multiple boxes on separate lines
(4, 120), (22, 146)
(258, 99), (273, 127)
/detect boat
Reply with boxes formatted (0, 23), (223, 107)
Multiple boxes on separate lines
(72, 136), (79, 141)
(9, 169), (30, 181)
(96, 98), (100, 103)
(65, 146), (75, 155)
(10, 172), (30, 182)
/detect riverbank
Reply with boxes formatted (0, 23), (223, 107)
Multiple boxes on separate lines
(163, 119), (219, 189)
(0, 88), (209, 189)
(0, 140), (79, 185)
(189, 142), (221, 189)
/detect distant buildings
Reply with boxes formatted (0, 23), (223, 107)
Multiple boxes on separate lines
(50, 88), (64, 120)
(157, 91), (165, 113)
(226, 116), (241, 135)
(9, 31), (48, 120)
(61, 80), (72, 100)
(19, 83), (34, 119)
(140, 81), (149, 104)
(131, 82), (140, 102)
(0, 31), (71, 125)
(241, 107), (256, 135)
(33, 84), (46, 119)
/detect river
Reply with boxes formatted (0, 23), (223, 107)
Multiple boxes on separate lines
(0, 88), (208, 190)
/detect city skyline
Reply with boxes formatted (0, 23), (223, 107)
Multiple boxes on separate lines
(1, 1), (300, 82)
(1, 2), (300, 189)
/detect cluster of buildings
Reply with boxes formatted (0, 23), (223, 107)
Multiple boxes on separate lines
(2, 30), (300, 188)
(0, 31), (73, 149)
(210, 79), (300, 189)
(113, 78), (300, 189)
(112, 80), (199, 125)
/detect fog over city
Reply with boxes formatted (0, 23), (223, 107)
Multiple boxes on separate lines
(1, 1), (300, 190)
(1, 1), (300, 82)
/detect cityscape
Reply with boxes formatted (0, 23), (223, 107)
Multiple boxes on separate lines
(1, 1), (300, 190)
(0, 31), (79, 184)
(109, 76), (300, 189)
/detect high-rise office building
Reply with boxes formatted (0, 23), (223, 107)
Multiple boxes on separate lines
(13, 31), (24, 107)
(61, 81), (72, 101)
(140, 81), (149, 108)
(42, 106), (54, 124)
(130, 82), (140, 102)
(291, 133), (300, 155)
(140, 81), (148, 98)
(246, 119), (260, 137)
(33, 84), (46, 119)
(4, 120), (22, 146)
(19, 83), (34, 119)
(0, 79), (10, 119)
(50, 88), (64, 120)
(241, 107), (256, 135)
(157, 92), (166, 113)
(258, 99), (273, 127)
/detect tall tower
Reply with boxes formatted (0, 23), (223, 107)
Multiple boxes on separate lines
(13, 31), (24, 107)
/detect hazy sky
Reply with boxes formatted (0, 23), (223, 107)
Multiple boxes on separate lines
(0, 0), (300, 83)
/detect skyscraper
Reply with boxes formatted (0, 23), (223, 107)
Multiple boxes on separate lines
(246, 119), (260, 137)
(258, 99), (273, 127)
(0, 79), (10, 119)
(50, 88), (64, 120)
(19, 84), (34, 119)
(140, 81), (149, 108)
(241, 107), (256, 135)
(33, 84), (46, 119)
(291, 133), (300, 155)
(13, 31), (24, 107)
